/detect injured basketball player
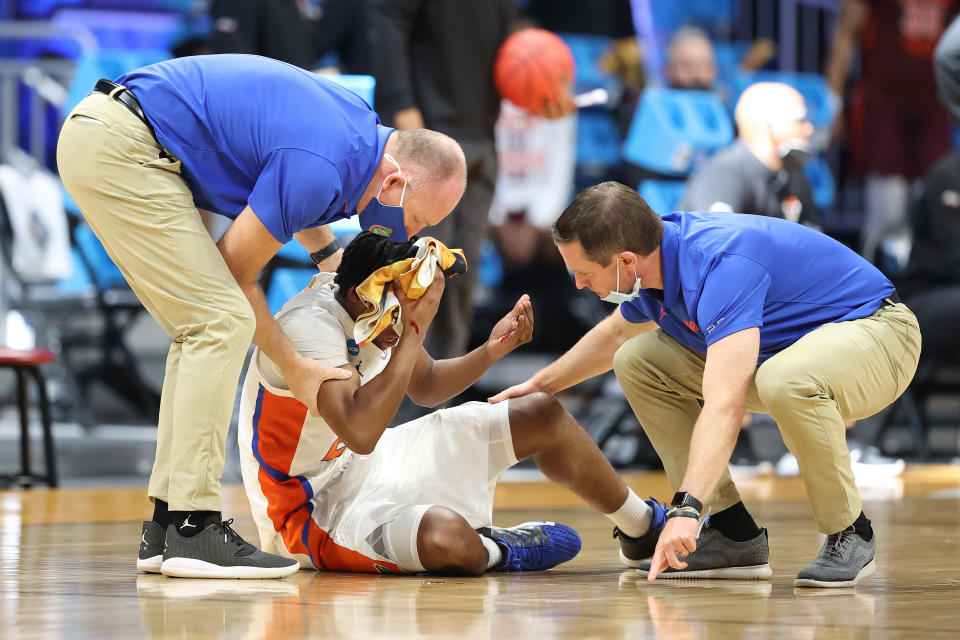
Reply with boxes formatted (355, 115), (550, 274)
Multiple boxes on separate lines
(237, 231), (664, 575)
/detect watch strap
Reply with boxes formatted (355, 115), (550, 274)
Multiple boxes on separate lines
(309, 239), (341, 265)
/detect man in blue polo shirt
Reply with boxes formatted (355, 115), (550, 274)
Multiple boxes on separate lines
(491, 181), (920, 588)
(56, 54), (467, 579)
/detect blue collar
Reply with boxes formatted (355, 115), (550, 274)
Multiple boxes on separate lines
(347, 125), (394, 214)
(657, 220), (684, 311)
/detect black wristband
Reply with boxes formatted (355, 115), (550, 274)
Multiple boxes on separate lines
(309, 239), (341, 265)
(665, 506), (701, 520)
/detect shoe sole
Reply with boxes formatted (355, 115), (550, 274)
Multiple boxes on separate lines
(619, 549), (645, 568)
(160, 557), (300, 579)
(137, 555), (162, 574)
(637, 563), (773, 580)
(794, 558), (876, 588)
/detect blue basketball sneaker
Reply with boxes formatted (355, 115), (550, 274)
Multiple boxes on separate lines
(477, 521), (581, 571)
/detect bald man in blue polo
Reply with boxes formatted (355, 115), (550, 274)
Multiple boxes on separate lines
(56, 54), (466, 579)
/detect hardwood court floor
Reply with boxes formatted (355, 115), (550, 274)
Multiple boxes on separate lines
(2, 467), (960, 639)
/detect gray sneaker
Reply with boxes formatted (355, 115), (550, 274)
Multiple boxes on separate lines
(160, 518), (300, 579)
(137, 521), (165, 573)
(794, 527), (876, 588)
(636, 522), (772, 579)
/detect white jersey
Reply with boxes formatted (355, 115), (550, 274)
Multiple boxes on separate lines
(237, 273), (391, 551)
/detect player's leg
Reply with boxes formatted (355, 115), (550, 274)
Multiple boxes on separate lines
(612, 330), (771, 579)
(756, 301), (920, 587)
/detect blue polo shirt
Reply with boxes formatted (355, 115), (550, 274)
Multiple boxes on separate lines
(116, 54), (392, 243)
(620, 211), (895, 363)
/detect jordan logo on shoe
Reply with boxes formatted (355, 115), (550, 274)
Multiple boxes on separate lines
(180, 515), (197, 531)
(140, 532), (148, 548)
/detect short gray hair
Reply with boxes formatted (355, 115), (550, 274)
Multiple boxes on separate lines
(393, 128), (467, 192)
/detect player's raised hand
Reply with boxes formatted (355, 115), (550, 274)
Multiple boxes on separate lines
(287, 356), (353, 417)
(486, 294), (534, 360)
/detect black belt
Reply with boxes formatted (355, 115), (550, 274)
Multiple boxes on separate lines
(93, 78), (158, 140)
(882, 291), (902, 307)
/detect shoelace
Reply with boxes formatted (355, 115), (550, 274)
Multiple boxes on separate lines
(826, 528), (856, 559)
(500, 527), (546, 567)
(216, 519), (256, 555)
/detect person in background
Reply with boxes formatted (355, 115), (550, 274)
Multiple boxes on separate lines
(679, 82), (820, 229)
(826, 0), (960, 261)
(209, 0), (316, 69)
(370, 0), (515, 361)
(665, 26), (717, 92)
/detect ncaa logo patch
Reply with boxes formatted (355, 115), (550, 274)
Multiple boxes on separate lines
(346, 339), (360, 356)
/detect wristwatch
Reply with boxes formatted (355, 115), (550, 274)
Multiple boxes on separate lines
(309, 239), (341, 265)
(671, 491), (703, 514)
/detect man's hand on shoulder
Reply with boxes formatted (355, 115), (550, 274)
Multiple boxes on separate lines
(485, 294), (533, 361)
(286, 356), (353, 417)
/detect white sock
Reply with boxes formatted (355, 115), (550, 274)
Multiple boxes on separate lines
(480, 535), (502, 570)
(606, 488), (652, 538)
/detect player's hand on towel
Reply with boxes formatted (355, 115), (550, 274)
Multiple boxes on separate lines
(394, 268), (445, 337)
(485, 294), (534, 361)
(288, 356), (353, 417)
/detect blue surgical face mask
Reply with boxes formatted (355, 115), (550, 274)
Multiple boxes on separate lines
(359, 153), (409, 241)
(600, 261), (642, 304)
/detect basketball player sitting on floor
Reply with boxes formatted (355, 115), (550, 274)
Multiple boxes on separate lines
(237, 232), (664, 574)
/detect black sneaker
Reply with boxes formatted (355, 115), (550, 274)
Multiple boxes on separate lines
(160, 518), (300, 579)
(137, 521), (165, 574)
(477, 521), (581, 571)
(613, 498), (666, 567)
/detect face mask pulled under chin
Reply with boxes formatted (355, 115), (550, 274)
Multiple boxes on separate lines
(777, 138), (811, 174)
(358, 153), (409, 241)
(600, 262), (642, 304)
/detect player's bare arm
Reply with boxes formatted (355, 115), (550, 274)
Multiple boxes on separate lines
(489, 307), (655, 402)
(648, 327), (760, 580)
(217, 205), (351, 417)
(312, 271), (444, 454)
(406, 294), (534, 407)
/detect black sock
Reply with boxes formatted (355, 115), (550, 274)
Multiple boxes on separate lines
(169, 510), (221, 538)
(851, 512), (873, 542)
(709, 502), (762, 542)
(151, 499), (169, 528)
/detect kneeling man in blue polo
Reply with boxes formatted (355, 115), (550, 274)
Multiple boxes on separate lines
(491, 181), (920, 588)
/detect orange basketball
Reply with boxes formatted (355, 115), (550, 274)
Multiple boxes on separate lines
(494, 29), (575, 114)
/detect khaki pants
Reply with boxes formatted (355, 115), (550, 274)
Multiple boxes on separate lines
(613, 302), (921, 534)
(57, 92), (255, 511)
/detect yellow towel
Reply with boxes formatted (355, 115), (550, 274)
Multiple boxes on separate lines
(352, 237), (467, 346)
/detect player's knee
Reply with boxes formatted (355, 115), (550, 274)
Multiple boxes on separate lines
(417, 507), (485, 575)
(508, 392), (566, 448)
